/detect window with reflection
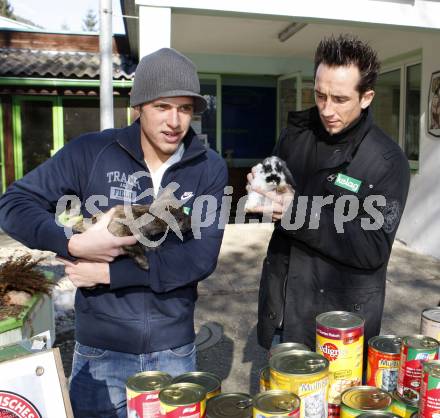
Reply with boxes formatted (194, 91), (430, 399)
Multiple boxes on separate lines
(21, 100), (53, 175)
(199, 80), (218, 150)
(405, 64), (421, 161)
(372, 69), (401, 143)
(63, 97), (129, 142)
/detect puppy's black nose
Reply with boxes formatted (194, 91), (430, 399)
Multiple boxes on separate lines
(266, 174), (281, 185)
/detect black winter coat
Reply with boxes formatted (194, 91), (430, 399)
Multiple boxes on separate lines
(257, 107), (410, 350)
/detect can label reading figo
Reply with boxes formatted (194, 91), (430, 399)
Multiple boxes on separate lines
(159, 382), (206, 418)
(126, 371), (172, 418)
(419, 360), (440, 418)
(397, 336), (439, 404)
(269, 351), (329, 418)
(367, 336), (402, 392)
(316, 311), (364, 405)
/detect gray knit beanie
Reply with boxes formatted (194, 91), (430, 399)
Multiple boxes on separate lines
(130, 48), (207, 114)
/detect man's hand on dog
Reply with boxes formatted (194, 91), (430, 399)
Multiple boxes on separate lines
(67, 208), (137, 262)
(56, 257), (110, 288)
(246, 168), (295, 221)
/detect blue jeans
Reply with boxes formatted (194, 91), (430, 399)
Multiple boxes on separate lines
(69, 341), (196, 418)
(271, 328), (284, 347)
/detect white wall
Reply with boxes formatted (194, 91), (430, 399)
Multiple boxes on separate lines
(137, 0), (440, 30)
(397, 34), (440, 259)
(186, 53), (314, 76)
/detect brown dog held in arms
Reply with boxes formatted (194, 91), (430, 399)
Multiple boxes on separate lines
(73, 189), (192, 270)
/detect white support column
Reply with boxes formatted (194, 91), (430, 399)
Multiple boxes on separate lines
(138, 6), (171, 57)
(99, 0), (114, 130)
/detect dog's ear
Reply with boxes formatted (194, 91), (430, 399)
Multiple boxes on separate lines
(280, 160), (296, 188)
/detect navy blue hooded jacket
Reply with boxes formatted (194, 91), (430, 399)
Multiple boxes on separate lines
(0, 120), (228, 354)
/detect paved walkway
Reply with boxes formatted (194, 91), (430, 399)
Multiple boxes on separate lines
(1, 224), (439, 394)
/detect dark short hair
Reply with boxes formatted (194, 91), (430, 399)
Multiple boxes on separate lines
(314, 34), (380, 95)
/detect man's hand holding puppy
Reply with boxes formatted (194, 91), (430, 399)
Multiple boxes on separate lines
(246, 168), (295, 222)
(67, 208), (137, 262)
(58, 209), (138, 288)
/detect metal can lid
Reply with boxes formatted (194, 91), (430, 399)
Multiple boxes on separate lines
(269, 350), (329, 376)
(126, 371), (172, 392)
(253, 390), (301, 414)
(369, 335), (402, 354)
(422, 308), (440, 323)
(172, 372), (221, 394)
(391, 391), (419, 408)
(269, 342), (311, 358)
(357, 412), (401, 418)
(206, 393), (253, 418)
(403, 335), (439, 349)
(423, 360), (440, 378)
(341, 386), (392, 411)
(159, 382), (206, 406)
(316, 311), (364, 330)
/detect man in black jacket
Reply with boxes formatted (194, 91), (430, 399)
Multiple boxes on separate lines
(248, 35), (410, 351)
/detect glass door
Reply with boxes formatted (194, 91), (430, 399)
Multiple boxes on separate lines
(12, 97), (61, 178)
(0, 101), (5, 193)
(198, 74), (221, 153)
(277, 73), (315, 138)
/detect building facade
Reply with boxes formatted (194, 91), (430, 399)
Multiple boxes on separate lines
(1, 0), (440, 258)
(128, 0), (440, 258)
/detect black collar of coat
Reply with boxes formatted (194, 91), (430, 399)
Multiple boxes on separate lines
(288, 106), (373, 170)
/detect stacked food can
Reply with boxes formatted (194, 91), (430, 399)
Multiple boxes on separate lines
(367, 336), (401, 392)
(269, 350), (329, 418)
(124, 306), (440, 418)
(315, 311), (364, 417)
(340, 386), (393, 418)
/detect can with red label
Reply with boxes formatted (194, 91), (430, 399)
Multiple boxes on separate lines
(328, 403), (341, 418)
(397, 336), (439, 404)
(159, 382), (207, 417)
(126, 371), (172, 418)
(419, 360), (440, 418)
(367, 336), (402, 392)
(316, 311), (364, 405)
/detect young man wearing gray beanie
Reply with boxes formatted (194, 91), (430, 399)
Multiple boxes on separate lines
(0, 48), (228, 417)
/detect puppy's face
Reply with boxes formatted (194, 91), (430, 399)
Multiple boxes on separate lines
(261, 156), (286, 186)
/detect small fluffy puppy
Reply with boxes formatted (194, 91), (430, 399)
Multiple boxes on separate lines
(73, 189), (191, 270)
(245, 156), (294, 211)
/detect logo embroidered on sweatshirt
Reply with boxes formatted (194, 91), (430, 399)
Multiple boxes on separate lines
(334, 173), (362, 193)
(107, 171), (142, 202)
(181, 191), (194, 201)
